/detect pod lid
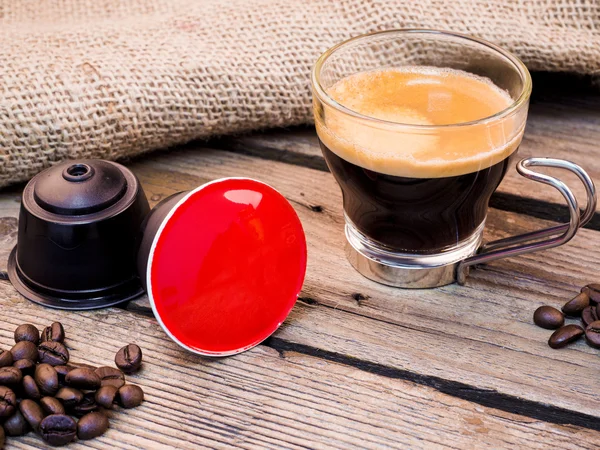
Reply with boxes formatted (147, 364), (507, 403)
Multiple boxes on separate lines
(33, 160), (127, 215)
(146, 178), (307, 356)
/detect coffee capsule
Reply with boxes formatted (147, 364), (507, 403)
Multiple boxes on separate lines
(8, 160), (150, 309)
(137, 178), (307, 356)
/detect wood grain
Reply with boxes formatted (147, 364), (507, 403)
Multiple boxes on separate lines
(0, 86), (598, 446)
(0, 283), (596, 449)
(2, 146), (600, 423)
(108, 147), (600, 423)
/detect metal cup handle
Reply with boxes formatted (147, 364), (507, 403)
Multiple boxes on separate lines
(456, 158), (597, 284)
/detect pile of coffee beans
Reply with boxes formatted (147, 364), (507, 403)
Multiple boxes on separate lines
(533, 283), (600, 349)
(0, 322), (144, 447)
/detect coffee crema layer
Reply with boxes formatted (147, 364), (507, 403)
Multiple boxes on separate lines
(316, 67), (525, 178)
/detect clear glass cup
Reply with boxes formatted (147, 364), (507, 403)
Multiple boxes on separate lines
(311, 30), (595, 288)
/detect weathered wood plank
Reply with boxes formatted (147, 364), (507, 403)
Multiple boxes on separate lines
(112, 148), (600, 422)
(2, 147), (600, 423)
(0, 283), (597, 449)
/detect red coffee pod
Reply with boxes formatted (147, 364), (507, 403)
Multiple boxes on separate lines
(138, 178), (307, 356)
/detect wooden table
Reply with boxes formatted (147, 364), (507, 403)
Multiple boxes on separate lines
(0, 74), (599, 448)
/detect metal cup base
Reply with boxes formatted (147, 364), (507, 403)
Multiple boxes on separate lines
(345, 243), (463, 288)
(344, 222), (482, 288)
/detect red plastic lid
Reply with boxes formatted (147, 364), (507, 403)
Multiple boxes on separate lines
(147, 178), (307, 356)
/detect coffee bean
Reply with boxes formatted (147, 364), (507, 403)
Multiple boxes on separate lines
(10, 341), (38, 362)
(95, 366), (125, 389)
(41, 322), (65, 343)
(118, 384), (144, 408)
(581, 284), (600, 304)
(55, 387), (84, 408)
(77, 411), (109, 440)
(19, 399), (45, 432)
(65, 367), (100, 390)
(548, 324), (584, 349)
(95, 385), (118, 409)
(585, 320), (600, 348)
(23, 375), (41, 400)
(40, 397), (65, 416)
(4, 409), (30, 436)
(115, 344), (142, 373)
(533, 306), (564, 329)
(14, 324), (40, 345)
(0, 350), (13, 368)
(562, 292), (590, 317)
(40, 414), (76, 446)
(0, 367), (22, 386)
(582, 305), (599, 327)
(13, 359), (35, 376)
(38, 341), (69, 366)
(54, 365), (74, 385)
(0, 386), (17, 418)
(72, 392), (99, 417)
(0, 321), (148, 445)
(35, 364), (59, 396)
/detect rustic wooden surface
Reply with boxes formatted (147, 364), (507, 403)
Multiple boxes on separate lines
(0, 74), (599, 448)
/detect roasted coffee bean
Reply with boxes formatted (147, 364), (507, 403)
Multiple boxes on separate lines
(10, 341), (38, 362)
(38, 341), (69, 366)
(55, 387), (84, 408)
(4, 409), (30, 436)
(95, 385), (118, 409)
(582, 305), (599, 327)
(533, 306), (564, 329)
(40, 414), (76, 446)
(54, 365), (73, 385)
(585, 320), (600, 348)
(14, 324), (40, 345)
(0, 386), (17, 418)
(35, 364), (59, 396)
(581, 284), (600, 304)
(41, 322), (65, 343)
(14, 359), (35, 376)
(0, 367), (22, 385)
(77, 411), (109, 440)
(0, 366), (22, 386)
(19, 399), (45, 432)
(118, 384), (144, 408)
(562, 292), (590, 317)
(95, 366), (125, 389)
(548, 324), (584, 349)
(22, 375), (41, 400)
(40, 397), (65, 416)
(0, 350), (13, 368)
(115, 344), (142, 373)
(65, 367), (100, 390)
(72, 392), (99, 417)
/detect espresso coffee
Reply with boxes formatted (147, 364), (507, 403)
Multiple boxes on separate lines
(316, 67), (523, 252)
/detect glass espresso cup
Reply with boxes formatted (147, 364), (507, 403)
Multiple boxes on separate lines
(312, 30), (596, 288)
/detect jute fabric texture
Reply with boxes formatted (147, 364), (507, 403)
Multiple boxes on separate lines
(1, 0), (598, 187)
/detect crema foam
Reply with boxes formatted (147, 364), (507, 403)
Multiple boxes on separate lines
(316, 67), (524, 178)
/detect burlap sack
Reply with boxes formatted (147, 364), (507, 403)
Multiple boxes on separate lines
(1, 0), (599, 188)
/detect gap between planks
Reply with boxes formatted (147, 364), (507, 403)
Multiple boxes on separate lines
(1, 148), (599, 426)
(115, 148), (600, 424)
(0, 282), (597, 449)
